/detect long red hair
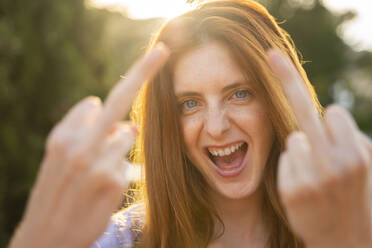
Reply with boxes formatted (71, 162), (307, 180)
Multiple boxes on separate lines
(130, 1), (322, 247)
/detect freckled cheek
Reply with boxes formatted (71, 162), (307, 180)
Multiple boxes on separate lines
(228, 106), (274, 146)
(181, 114), (204, 148)
(249, 114), (274, 159)
(227, 106), (265, 129)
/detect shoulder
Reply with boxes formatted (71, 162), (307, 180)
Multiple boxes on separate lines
(90, 203), (146, 248)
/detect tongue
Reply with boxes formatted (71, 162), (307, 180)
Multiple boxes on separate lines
(213, 148), (245, 169)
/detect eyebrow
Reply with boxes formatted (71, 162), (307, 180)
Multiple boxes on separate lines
(175, 81), (250, 98)
(222, 82), (250, 93)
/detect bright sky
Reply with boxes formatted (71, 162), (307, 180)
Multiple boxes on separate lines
(89, 0), (372, 51)
(320, 0), (372, 51)
(89, 0), (193, 19)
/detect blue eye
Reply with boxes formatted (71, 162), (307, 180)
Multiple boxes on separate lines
(233, 89), (251, 99)
(180, 99), (198, 112)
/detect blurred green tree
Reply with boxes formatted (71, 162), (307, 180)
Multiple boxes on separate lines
(0, 0), (107, 245)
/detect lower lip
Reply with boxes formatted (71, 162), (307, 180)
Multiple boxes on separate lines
(207, 146), (248, 178)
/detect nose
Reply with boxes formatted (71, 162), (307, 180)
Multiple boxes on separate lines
(204, 105), (230, 139)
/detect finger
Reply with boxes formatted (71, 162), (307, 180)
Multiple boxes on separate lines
(278, 151), (297, 200)
(39, 98), (102, 203)
(99, 122), (138, 171)
(325, 106), (371, 173)
(267, 49), (330, 155)
(60, 96), (102, 128)
(358, 131), (372, 156)
(324, 105), (359, 151)
(358, 132), (372, 202)
(358, 131), (372, 179)
(52, 122), (136, 204)
(286, 132), (316, 183)
(46, 97), (102, 153)
(85, 123), (137, 190)
(107, 121), (138, 136)
(59, 124), (136, 224)
(93, 43), (170, 143)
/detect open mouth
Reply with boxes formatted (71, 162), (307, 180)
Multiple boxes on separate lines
(206, 142), (248, 177)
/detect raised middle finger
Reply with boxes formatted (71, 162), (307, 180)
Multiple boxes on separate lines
(91, 43), (170, 145)
(267, 49), (330, 160)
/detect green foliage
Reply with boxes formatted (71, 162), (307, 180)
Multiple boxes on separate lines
(0, 0), (371, 246)
(260, 0), (372, 131)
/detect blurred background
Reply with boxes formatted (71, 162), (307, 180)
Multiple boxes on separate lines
(1, 0), (371, 246)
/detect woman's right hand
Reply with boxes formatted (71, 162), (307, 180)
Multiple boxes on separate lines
(8, 44), (169, 248)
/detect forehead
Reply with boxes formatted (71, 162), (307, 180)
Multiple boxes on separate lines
(173, 41), (247, 95)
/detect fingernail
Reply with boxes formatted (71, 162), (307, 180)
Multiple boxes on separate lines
(85, 96), (101, 106)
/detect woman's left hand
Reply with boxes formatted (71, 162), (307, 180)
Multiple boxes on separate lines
(268, 50), (372, 248)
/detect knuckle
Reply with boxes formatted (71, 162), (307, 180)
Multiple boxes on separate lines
(348, 160), (367, 180)
(338, 153), (367, 178)
(284, 182), (318, 201)
(66, 149), (91, 173)
(281, 184), (318, 207)
(46, 128), (70, 154)
(327, 151), (366, 180)
(321, 167), (365, 189)
(286, 132), (308, 150)
(322, 173), (342, 189)
(89, 169), (120, 188)
(341, 151), (360, 165)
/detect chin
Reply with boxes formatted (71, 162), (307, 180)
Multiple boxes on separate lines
(211, 176), (262, 200)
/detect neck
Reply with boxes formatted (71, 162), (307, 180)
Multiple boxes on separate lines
(210, 186), (269, 247)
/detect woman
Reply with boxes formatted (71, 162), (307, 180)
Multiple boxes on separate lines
(9, 0), (372, 247)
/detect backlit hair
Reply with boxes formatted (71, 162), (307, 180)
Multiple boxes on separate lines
(130, 1), (322, 247)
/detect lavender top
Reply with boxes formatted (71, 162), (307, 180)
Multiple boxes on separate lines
(90, 204), (144, 248)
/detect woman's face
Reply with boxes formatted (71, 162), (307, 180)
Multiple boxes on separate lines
(173, 41), (274, 199)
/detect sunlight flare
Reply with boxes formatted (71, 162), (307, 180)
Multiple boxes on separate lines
(89, 0), (193, 19)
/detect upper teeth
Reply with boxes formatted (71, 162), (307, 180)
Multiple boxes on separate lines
(208, 142), (244, 157)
